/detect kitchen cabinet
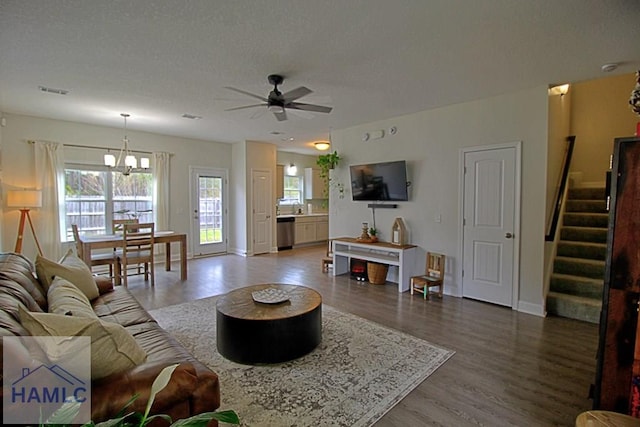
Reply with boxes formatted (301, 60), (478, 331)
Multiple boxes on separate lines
(276, 165), (284, 200)
(292, 215), (328, 245)
(304, 168), (327, 199)
(316, 219), (329, 240)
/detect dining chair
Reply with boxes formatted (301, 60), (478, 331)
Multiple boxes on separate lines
(410, 252), (445, 300)
(321, 239), (333, 273)
(71, 224), (120, 283)
(113, 218), (139, 234)
(120, 222), (155, 287)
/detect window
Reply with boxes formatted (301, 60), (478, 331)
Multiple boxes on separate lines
(281, 175), (303, 205)
(64, 165), (152, 240)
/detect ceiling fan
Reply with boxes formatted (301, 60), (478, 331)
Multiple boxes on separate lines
(225, 74), (332, 121)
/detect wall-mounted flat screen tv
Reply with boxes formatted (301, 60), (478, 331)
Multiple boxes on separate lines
(349, 160), (409, 201)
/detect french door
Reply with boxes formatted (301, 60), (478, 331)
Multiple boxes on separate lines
(190, 167), (227, 256)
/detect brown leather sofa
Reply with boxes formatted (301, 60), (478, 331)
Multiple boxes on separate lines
(0, 252), (220, 423)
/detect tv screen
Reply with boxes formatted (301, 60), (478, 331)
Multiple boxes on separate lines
(350, 160), (409, 201)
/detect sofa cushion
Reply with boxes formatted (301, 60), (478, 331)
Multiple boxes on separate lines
(0, 253), (47, 310)
(92, 286), (156, 326)
(36, 249), (99, 300)
(47, 277), (97, 318)
(19, 306), (147, 379)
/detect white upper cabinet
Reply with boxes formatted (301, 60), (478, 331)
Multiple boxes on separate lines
(304, 168), (327, 199)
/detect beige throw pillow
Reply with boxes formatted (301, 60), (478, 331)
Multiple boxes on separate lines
(19, 307), (147, 379)
(36, 249), (100, 300)
(47, 277), (98, 319)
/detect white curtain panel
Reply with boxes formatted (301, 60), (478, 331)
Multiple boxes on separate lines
(152, 152), (170, 231)
(34, 141), (65, 260)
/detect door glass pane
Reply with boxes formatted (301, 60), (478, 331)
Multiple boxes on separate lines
(199, 176), (223, 244)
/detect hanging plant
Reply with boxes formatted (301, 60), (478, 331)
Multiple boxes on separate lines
(316, 151), (344, 199)
(316, 151), (341, 180)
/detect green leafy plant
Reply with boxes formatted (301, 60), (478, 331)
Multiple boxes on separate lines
(369, 227), (377, 236)
(316, 150), (341, 180)
(317, 151), (343, 200)
(45, 364), (239, 426)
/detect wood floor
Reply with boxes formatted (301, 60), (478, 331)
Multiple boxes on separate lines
(124, 244), (598, 427)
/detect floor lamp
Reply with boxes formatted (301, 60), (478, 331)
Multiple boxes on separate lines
(7, 190), (43, 255)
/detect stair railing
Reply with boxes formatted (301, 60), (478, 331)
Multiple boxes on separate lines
(545, 136), (576, 242)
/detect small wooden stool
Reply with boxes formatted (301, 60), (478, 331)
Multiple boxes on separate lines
(321, 239), (333, 273)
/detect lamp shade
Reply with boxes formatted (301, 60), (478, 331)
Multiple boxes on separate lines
(7, 190), (42, 208)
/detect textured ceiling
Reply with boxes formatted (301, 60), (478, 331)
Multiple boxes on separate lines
(1, 0), (639, 154)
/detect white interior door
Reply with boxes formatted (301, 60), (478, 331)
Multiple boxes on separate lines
(462, 144), (519, 307)
(190, 167), (227, 256)
(252, 169), (272, 255)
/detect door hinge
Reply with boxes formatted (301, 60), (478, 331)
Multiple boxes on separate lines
(462, 269), (464, 277)
(463, 218), (466, 226)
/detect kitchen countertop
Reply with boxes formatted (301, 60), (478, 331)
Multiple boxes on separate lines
(277, 213), (328, 219)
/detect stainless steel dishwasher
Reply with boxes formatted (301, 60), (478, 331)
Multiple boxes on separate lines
(277, 216), (295, 250)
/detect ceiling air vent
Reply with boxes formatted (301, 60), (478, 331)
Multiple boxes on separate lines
(38, 86), (69, 95)
(181, 113), (202, 120)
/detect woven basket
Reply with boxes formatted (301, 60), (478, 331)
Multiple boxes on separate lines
(367, 262), (389, 285)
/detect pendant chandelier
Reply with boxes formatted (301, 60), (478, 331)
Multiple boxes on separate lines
(104, 113), (149, 175)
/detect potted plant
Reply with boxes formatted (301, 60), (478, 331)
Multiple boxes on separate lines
(369, 227), (378, 243)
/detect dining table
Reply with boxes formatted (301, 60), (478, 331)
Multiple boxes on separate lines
(79, 231), (187, 282)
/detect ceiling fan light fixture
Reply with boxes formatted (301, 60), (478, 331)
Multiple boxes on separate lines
(314, 141), (330, 151)
(268, 104), (284, 114)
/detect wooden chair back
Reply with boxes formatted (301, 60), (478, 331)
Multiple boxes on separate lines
(71, 224), (84, 258)
(426, 252), (445, 280)
(121, 222), (155, 286)
(113, 218), (139, 234)
(321, 239), (334, 273)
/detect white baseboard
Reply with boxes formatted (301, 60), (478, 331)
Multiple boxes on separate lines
(517, 300), (545, 317)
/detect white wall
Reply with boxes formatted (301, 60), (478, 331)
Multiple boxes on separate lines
(0, 113), (233, 259)
(330, 85), (549, 313)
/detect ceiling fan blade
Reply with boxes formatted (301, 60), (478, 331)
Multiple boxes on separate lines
(288, 102), (333, 113)
(225, 104), (265, 111)
(281, 86), (313, 102)
(250, 108), (267, 119)
(274, 110), (288, 121)
(224, 87), (268, 102)
(287, 109), (315, 119)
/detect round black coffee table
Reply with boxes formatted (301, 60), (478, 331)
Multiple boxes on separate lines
(216, 284), (322, 364)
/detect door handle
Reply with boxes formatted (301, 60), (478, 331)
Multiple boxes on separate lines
(505, 232), (514, 239)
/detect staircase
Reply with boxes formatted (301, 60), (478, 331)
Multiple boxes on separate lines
(546, 187), (608, 323)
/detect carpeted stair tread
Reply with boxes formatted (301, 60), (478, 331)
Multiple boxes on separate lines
(562, 212), (609, 228)
(547, 186), (607, 323)
(560, 226), (608, 243)
(550, 273), (604, 299)
(565, 200), (607, 213)
(546, 292), (601, 324)
(568, 188), (606, 200)
(557, 241), (607, 260)
(553, 256), (605, 279)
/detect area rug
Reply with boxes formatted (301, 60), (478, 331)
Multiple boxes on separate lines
(149, 296), (454, 427)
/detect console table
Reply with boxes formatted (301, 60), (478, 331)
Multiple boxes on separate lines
(332, 237), (418, 292)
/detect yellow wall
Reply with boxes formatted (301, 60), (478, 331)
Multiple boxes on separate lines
(570, 73), (639, 185)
